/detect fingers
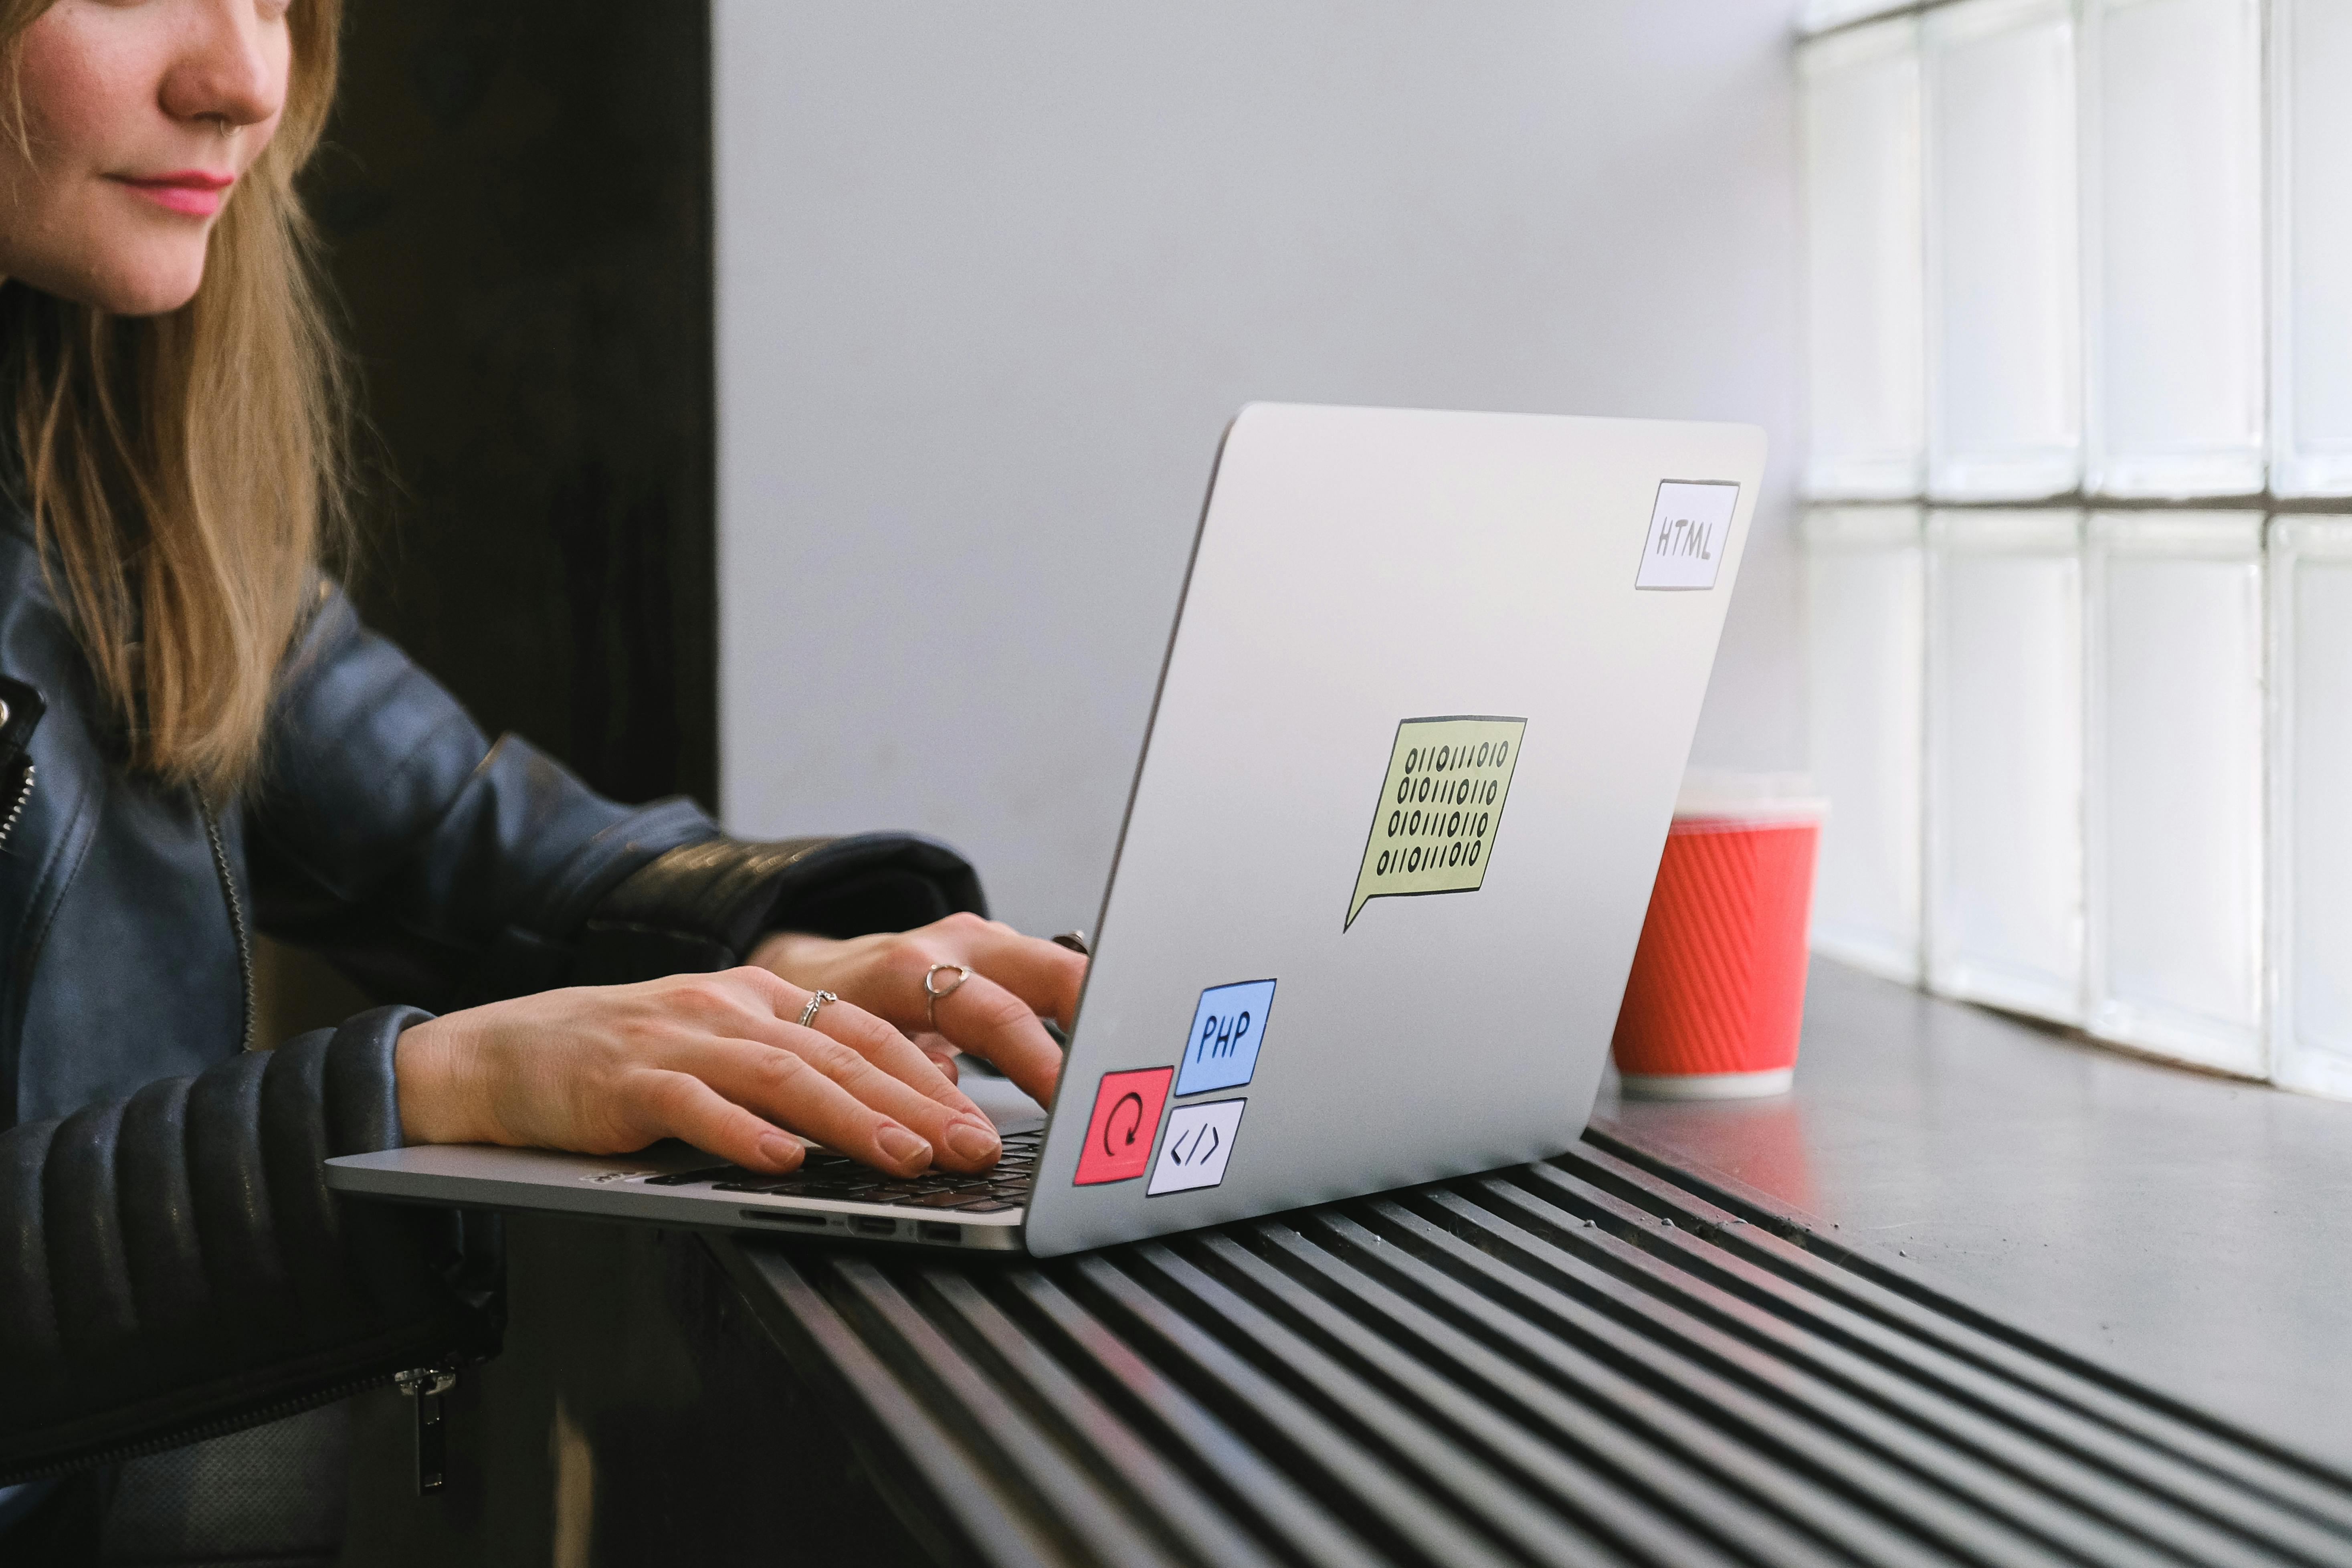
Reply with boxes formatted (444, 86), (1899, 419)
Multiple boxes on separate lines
(627, 1067), (807, 1174)
(927, 970), (1064, 1107)
(414, 968), (1009, 1176)
(677, 1036), (952, 1176)
(906, 1030), (962, 1081)
(800, 994), (984, 1121)
(678, 1015), (1002, 1174)
(941, 924), (1088, 1031)
(754, 986), (1001, 1171)
(633, 970), (1000, 1174)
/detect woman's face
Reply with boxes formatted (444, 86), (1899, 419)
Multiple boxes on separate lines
(0, 0), (289, 315)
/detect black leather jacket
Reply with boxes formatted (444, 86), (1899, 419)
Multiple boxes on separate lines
(0, 507), (983, 1482)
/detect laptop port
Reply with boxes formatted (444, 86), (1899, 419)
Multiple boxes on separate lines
(918, 1223), (963, 1245)
(851, 1216), (898, 1237)
(737, 1209), (825, 1227)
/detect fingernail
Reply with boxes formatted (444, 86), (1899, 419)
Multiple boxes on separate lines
(876, 1124), (931, 1168)
(759, 1132), (803, 1170)
(944, 1116), (1000, 1164)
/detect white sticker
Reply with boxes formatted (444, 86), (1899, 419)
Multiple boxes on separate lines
(1146, 1099), (1247, 1196)
(1634, 481), (1739, 590)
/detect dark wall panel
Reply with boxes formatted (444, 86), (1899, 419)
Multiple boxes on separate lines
(305, 0), (716, 809)
(259, 1), (715, 1043)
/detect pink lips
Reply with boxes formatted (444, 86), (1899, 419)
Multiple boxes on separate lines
(115, 169), (234, 218)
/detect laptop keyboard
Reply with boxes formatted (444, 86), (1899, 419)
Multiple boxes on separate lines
(641, 1127), (1040, 1214)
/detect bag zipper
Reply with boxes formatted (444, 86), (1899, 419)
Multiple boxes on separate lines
(395, 1363), (463, 1491)
(196, 792), (256, 1052)
(0, 1361), (441, 1487)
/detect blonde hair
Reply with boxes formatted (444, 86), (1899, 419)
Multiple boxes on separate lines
(0, 0), (346, 798)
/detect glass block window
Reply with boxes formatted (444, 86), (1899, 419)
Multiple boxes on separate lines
(1798, 0), (2344, 1096)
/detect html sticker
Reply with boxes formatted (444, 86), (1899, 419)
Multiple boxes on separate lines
(1072, 1066), (1174, 1185)
(1146, 1099), (1246, 1196)
(1633, 479), (1739, 590)
(1346, 716), (1526, 929)
(1174, 979), (1276, 1096)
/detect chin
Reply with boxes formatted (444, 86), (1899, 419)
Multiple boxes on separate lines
(57, 242), (211, 317)
(104, 259), (209, 317)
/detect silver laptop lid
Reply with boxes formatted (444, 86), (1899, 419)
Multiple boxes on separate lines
(1022, 403), (1764, 1257)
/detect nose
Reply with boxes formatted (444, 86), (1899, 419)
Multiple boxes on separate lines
(158, 0), (288, 136)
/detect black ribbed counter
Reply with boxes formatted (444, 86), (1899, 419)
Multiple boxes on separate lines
(335, 964), (2352, 1567)
(708, 1122), (2352, 1568)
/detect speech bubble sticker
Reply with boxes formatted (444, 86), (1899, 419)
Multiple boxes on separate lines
(1346, 716), (1527, 930)
(1174, 979), (1277, 1097)
(1146, 1099), (1246, 1196)
(1072, 1067), (1174, 1185)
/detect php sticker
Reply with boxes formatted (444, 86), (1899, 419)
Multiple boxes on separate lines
(1174, 979), (1276, 1096)
(1072, 1067), (1174, 1185)
(1147, 1099), (1246, 1196)
(1633, 479), (1739, 590)
(1346, 716), (1526, 929)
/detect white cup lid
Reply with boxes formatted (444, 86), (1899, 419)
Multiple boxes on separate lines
(1673, 769), (1829, 822)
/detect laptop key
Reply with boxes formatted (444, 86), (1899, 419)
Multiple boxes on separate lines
(644, 1166), (739, 1187)
(911, 1189), (990, 1208)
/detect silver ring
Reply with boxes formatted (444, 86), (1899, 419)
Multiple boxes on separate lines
(796, 990), (838, 1029)
(1050, 931), (1090, 956)
(923, 963), (973, 1031)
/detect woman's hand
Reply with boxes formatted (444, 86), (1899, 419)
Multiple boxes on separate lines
(750, 911), (1083, 1107)
(393, 968), (1007, 1178)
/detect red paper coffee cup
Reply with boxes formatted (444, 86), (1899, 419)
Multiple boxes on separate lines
(1612, 776), (1825, 1099)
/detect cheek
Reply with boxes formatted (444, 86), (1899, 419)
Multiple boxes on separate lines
(0, 7), (208, 314)
(13, 4), (152, 171)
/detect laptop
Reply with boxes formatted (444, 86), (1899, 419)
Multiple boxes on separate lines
(326, 402), (1764, 1259)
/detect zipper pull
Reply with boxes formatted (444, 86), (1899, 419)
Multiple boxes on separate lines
(394, 1364), (461, 1493)
(0, 676), (46, 771)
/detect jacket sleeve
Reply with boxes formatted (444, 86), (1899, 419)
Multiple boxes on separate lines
(248, 587), (988, 1004)
(247, 588), (989, 1005)
(571, 832), (988, 984)
(0, 1008), (497, 1483)
(244, 586), (717, 1010)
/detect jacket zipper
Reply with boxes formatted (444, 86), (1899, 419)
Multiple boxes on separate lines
(0, 761), (32, 855)
(197, 793), (256, 1052)
(0, 709), (472, 1492)
(184, 800), (462, 1491)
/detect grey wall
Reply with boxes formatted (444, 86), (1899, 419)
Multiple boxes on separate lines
(715, 2), (1803, 934)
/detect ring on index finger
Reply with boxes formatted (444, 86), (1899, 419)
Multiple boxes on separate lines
(923, 963), (974, 1031)
(796, 990), (838, 1028)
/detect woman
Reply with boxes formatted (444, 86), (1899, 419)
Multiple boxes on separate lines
(0, 0), (1078, 1553)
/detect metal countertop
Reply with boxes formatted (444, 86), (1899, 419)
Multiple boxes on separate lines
(1604, 959), (2352, 1475)
(707, 964), (2352, 1566)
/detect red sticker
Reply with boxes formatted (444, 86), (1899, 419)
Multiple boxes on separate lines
(1072, 1067), (1174, 1185)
